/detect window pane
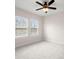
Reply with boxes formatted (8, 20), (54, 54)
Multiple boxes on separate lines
(30, 19), (39, 35)
(15, 16), (28, 37)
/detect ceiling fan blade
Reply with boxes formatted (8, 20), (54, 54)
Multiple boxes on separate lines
(36, 8), (43, 11)
(36, 1), (43, 6)
(48, 0), (54, 6)
(48, 7), (56, 10)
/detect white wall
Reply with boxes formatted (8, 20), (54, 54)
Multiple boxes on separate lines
(15, 8), (44, 48)
(44, 12), (64, 45)
(15, 7), (64, 48)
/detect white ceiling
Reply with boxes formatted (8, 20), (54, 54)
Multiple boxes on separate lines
(15, 0), (64, 16)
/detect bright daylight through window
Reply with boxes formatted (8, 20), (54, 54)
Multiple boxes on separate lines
(30, 19), (39, 36)
(15, 16), (39, 37)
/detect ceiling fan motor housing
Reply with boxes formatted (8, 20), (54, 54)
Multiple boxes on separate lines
(43, 2), (48, 8)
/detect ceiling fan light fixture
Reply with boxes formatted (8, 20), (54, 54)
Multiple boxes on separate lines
(42, 8), (48, 13)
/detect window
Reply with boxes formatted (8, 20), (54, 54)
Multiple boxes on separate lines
(15, 16), (28, 37)
(15, 16), (40, 37)
(30, 19), (39, 36)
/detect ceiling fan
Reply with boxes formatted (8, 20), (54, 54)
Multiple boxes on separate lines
(35, 0), (56, 13)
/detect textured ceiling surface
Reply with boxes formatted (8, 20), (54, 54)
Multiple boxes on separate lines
(15, 0), (64, 16)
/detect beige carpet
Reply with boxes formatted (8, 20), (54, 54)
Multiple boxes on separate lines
(15, 41), (64, 59)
